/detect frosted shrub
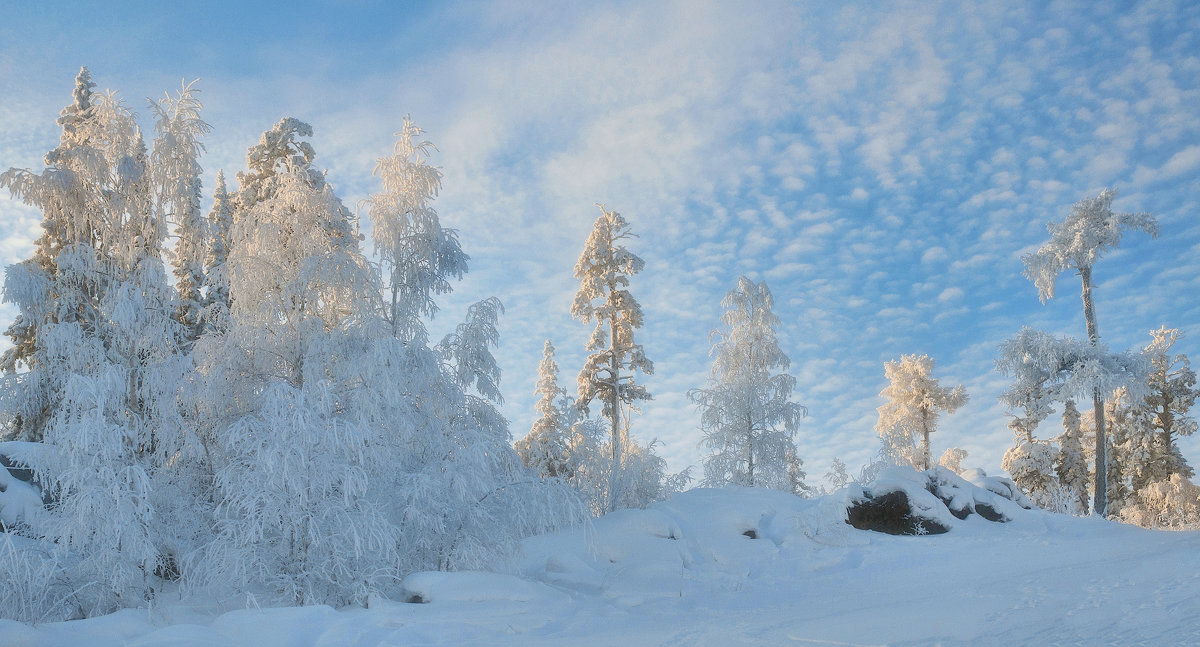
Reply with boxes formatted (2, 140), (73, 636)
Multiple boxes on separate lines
(1119, 475), (1200, 529)
(0, 536), (75, 623)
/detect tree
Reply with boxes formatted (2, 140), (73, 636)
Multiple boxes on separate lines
(1140, 327), (1197, 482)
(151, 79), (211, 347)
(996, 327), (1147, 511)
(203, 170), (234, 323)
(1056, 400), (1090, 515)
(368, 117), (467, 344)
(690, 277), (807, 491)
(0, 69), (196, 615)
(875, 354), (966, 471)
(938, 447), (968, 474)
(516, 340), (575, 479)
(572, 205), (654, 512)
(824, 457), (850, 491)
(1022, 187), (1158, 516)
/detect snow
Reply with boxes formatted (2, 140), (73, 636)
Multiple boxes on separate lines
(5, 484), (1200, 645)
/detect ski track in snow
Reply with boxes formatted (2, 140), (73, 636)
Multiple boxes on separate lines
(3, 487), (1200, 646)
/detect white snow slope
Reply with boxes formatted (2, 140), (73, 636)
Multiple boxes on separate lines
(3, 485), (1199, 646)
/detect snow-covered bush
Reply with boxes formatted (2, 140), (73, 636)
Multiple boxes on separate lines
(1119, 475), (1200, 530)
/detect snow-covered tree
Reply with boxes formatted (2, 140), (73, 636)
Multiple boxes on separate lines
(875, 354), (967, 471)
(572, 205), (654, 512)
(234, 117), (323, 215)
(690, 277), (807, 492)
(1056, 400), (1090, 515)
(203, 170), (234, 324)
(0, 69), (197, 615)
(1120, 474), (1200, 529)
(1139, 327), (1197, 483)
(516, 340), (575, 479)
(192, 123), (389, 604)
(1022, 187), (1158, 516)
(151, 79), (210, 347)
(1002, 439), (1061, 510)
(368, 117), (467, 344)
(938, 447), (968, 474)
(824, 457), (851, 491)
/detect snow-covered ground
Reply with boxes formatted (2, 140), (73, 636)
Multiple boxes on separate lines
(3, 485), (1199, 646)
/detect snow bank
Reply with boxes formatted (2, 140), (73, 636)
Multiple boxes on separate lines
(4, 485), (1200, 645)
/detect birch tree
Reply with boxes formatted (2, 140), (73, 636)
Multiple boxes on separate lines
(151, 79), (210, 347)
(690, 277), (807, 491)
(1022, 187), (1157, 515)
(572, 205), (654, 512)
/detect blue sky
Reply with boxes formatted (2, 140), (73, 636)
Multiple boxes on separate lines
(2, 0), (1199, 485)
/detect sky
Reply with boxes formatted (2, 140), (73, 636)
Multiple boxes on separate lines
(1, 0), (1199, 486)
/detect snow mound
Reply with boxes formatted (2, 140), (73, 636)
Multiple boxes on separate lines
(845, 466), (1031, 535)
(0, 442), (47, 532)
(399, 571), (565, 605)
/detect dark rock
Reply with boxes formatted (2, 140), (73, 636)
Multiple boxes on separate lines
(742, 529), (758, 539)
(974, 503), (1008, 523)
(405, 594), (428, 604)
(846, 490), (950, 536)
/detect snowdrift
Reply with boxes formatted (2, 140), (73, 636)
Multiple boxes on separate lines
(4, 472), (1200, 645)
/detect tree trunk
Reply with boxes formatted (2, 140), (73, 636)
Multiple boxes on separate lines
(920, 407), (931, 471)
(747, 414), (755, 487)
(1081, 266), (1107, 517)
(608, 313), (621, 514)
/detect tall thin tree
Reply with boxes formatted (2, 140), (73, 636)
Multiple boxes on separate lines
(572, 205), (653, 512)
(1022, 187), (1157, 516)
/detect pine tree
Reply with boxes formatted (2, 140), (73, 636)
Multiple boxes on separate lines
(572, 205), (654, 512)
(875, 354), (966, 470)
(1022, 187), (1158, 516)
(1056, 399), (1091, 514)
(690, 277), (807, 491)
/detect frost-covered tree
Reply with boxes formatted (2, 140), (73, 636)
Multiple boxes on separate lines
(368, 117), (467, 343)
(1139, 327), (1197, 483)
(1022, 187), (1158, 516)
(875, 354), (966, 470)
(151, 79), (210, 347)
(234, 117), (323, 215)
(516, 340), (575, 479)
(938, 447), (968, 474)
(191, 121), (390, 604)
(996, 327), (1148, 514)
(572, 205), (654, 512)
(1056, 400), (1090, 515)
(203, 170), (234, 323)
(690, 277), (807, 492)
(824, 457), (851, 491)
(1120, 474), (1200, 529)
(1003, 439), (1063, 510)
(0, 69), (196, 615)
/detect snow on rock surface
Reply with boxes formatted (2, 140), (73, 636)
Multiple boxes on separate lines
(4, 486), (1200, 645)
